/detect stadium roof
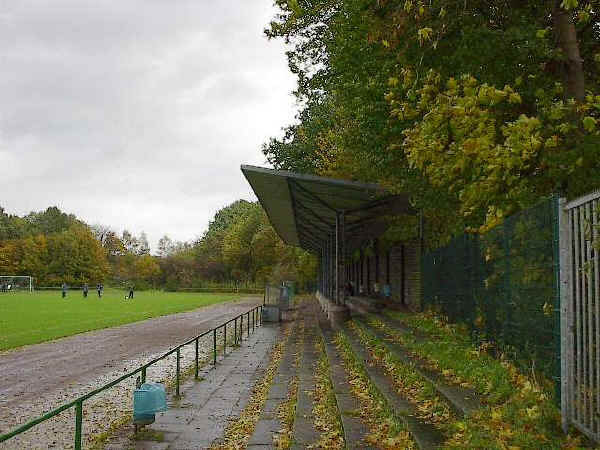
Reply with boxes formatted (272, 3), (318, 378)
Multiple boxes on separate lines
(241, 165), (415, 253)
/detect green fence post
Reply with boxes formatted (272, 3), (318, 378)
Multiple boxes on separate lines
(194, 338), (199, 380)
(141, 367), (146, 384)
(176, 348), (181, 397)
(247, 311), (250, 337)
(240, 315), (243, 342)
(213, 328), (217, 365)
(74, 400), (83, 450)
(224, 323), (227, 356)
(234, 317), (237, 345)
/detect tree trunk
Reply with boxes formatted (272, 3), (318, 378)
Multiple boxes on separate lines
(553, 2), (585, 101)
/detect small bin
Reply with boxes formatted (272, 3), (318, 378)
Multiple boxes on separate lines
(279, 286), (290, 311)
(133, 382), (167, 425)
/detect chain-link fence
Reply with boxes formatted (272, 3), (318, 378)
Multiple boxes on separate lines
(422, 196), (560, 397)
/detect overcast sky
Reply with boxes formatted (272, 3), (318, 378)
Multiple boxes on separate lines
(0, 1), (297, 250)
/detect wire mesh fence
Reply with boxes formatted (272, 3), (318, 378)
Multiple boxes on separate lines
(422, 196), (560, 398)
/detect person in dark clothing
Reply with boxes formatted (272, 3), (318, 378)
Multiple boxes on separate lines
(127, 285), (134, 299)
(62, 283), (68, 299)
(345, 281), (354, 297)
(83, 283), (89, 298)
(97, 283), (103, 298)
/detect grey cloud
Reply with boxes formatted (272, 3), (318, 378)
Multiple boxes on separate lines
(0, 0), (296, 249)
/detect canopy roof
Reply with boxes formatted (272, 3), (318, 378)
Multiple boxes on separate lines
(241, 165), (415, 253)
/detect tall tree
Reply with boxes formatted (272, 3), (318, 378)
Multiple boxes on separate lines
(265, 0), (600, 241)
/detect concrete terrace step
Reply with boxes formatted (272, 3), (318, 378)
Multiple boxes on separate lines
(378, 313), (429, 343)
(342, 324), (445, 450)
(358, 316), (483, 417)
(318, 318), (375, 450)
(345, 296), (384, 316)
(247, 316), (301, 449)
(291, 310), (320, 449)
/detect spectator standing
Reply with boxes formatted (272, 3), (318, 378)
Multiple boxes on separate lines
(83, 283), (89, 298)
(62, 283), (68, 299)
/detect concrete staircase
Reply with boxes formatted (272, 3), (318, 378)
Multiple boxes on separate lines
(243, 297), (485, 449)
(109, 297), (486, 449)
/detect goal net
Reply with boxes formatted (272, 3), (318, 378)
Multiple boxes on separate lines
(0, 276), (34, 292)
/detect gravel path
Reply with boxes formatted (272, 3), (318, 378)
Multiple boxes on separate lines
(0, 297), (260, 449)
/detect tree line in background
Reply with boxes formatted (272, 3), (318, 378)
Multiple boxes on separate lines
(264, 0), (600, 246)
(0, 202), (317, 290)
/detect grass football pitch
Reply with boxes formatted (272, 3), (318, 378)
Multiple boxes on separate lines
(0, 289), (245, 351)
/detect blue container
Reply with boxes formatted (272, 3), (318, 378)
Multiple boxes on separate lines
(134, 382), (167, 422)
(383, 284), (391, 297)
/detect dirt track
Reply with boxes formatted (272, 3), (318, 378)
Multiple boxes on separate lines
(0, 297), (260, 448)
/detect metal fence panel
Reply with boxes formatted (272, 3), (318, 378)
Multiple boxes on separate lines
(422, 197), (560, 397)
(564, 191), (600, 440)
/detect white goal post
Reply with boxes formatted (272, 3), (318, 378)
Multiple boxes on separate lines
(0, 276), (34, 292)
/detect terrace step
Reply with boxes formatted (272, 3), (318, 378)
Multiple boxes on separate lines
(291, 308), (320, 449)
(318, 317), (375, 450)
(341, 325), (445, 450)
(247, 315), (301, 449)
(356, 317), (483, 417)
(345, 296), (384, 316)
(379, 313), (428, 343)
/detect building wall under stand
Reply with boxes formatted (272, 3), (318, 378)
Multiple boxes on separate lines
(345, 239), (421, 310)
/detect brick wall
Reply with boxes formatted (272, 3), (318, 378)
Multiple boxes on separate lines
(346, 239), (421, 309)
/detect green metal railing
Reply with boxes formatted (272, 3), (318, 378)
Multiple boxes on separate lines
(0, 304), (263, 449)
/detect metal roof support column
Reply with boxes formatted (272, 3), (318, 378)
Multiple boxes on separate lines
(323, 238), (328, 298)
(336, 211), (346, 305)
(319, 248), (323, 294)
(330, 234), (335, 300)
(326, 236), (331, 300)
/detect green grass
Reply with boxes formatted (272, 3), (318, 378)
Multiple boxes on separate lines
(377, 311), (588, 448)
(0, 289), (245, 351)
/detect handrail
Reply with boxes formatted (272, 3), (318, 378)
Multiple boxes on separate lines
(0, 303), (264, 449)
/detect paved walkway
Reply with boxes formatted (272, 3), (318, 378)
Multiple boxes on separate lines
(105, 323), (282, 450)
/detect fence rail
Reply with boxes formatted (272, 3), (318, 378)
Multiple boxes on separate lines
(0, 304), (263, 449)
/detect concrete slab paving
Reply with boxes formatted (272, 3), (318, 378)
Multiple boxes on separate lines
(103, 323), (282, 449)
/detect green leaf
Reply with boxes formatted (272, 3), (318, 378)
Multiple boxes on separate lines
(583, 116), (597, 132)
(561, 0), (578, 10)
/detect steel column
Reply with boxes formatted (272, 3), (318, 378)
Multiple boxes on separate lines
(336, 211), (346, 304)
